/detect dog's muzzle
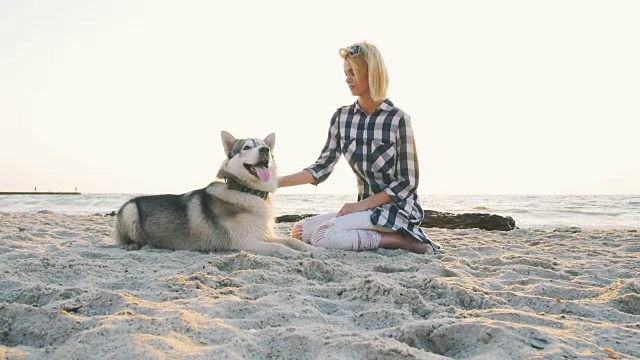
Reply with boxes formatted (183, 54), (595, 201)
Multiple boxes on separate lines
(244, 158), (271, 182)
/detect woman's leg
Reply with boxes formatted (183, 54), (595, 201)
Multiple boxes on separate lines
(309, 212), (382, 251)
(378, 232), (433, 254)
(291, 212), (338, 243)
(308, 211), (433, 254)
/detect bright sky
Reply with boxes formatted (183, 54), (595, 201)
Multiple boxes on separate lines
(1, 1), (639, 195)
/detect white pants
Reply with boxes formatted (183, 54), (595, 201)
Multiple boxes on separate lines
(292, 211), (393, 251)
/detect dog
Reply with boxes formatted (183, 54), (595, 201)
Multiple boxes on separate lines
(114, 131), (317, 255)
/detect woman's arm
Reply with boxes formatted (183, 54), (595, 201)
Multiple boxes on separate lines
(278, 170), (315, 188)
(278, 110), (342, 188)
(304, 110), (342, 185)
(383, 115), (419, 204)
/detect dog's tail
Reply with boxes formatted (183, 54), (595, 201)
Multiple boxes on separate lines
(115, 200), (144, 246)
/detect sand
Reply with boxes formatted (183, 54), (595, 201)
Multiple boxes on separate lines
(0, 212), (639, 359)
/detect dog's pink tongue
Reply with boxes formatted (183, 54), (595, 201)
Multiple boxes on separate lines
(255, 166), (271, 182)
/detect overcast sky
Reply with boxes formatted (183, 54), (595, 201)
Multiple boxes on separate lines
(1, 0), (638, 195)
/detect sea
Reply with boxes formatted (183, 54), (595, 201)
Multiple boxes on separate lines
(0, 193), (638, 231)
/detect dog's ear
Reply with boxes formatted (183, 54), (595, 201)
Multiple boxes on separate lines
(264, 133), (276, 150)
(221, 131), (236, 153)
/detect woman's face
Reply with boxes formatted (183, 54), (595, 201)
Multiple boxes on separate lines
(344, 58), (369, 97)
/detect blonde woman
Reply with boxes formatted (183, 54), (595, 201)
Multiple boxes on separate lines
(278, 42), (440, 254)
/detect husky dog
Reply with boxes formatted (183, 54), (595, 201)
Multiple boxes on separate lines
(115, 131), (317, 255)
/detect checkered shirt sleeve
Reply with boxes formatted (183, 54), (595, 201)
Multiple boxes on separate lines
(305, 110), (341, 185)
(383, 115), (419, 204)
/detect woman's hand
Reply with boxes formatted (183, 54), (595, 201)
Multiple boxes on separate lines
(336, 192), (392, 217)
(337, 202), (368, 217)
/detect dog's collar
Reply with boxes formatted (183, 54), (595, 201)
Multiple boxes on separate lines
(225, 178), (269, 200)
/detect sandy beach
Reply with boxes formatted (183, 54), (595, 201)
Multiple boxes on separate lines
(0, 211), (638, 359)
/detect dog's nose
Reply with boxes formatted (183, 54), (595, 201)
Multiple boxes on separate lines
(259, 147), (270, 155)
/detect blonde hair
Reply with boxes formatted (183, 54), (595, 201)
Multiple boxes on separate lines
(339, 41), (389, 102)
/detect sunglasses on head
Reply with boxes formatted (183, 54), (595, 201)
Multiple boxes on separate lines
(348, 45), (363, 56)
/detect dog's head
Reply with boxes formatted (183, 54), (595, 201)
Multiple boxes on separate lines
(218, 131), (278, 192)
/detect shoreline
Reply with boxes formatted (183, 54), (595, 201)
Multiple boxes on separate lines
(2, 210), (640, 232)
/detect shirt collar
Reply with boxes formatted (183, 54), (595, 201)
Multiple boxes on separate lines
(353, 98), (394, 114)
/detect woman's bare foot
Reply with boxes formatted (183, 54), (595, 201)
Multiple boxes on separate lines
(407, 240), (433, 254)
(379, 232), (432, 254)
(291, 223), (303, 240)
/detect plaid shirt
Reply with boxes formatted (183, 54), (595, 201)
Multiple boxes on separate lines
(306, 99), (439, 249)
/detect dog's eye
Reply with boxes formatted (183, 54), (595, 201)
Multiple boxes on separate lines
(243, 145), (251, 151)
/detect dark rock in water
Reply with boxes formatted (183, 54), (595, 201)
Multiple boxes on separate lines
(276, 211), (516, 231)
(421, 210), (516, 231)
(275, 214), (317, 223)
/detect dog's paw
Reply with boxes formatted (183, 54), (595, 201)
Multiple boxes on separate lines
(282, 247), (302, 256)
(303, 245), (324, 252)
(121, 243), (141, 251)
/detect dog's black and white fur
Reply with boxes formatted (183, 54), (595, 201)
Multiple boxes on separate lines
(114, 131), (316, 255)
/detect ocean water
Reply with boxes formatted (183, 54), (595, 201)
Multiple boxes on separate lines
(0, 193), (638, 231)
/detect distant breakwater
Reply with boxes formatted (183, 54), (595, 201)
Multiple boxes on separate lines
(0, 192), (81, 196)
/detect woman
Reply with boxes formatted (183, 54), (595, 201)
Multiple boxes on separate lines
(278, 41), (440, 254)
